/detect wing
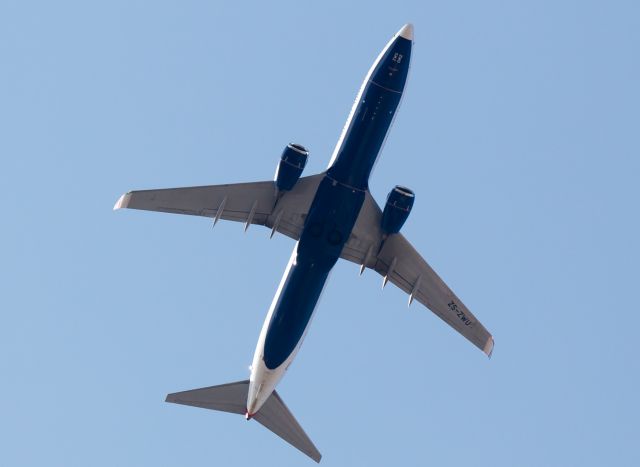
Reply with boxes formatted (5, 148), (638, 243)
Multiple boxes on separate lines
(114, 174), (324, 240)
(341, 192), (494, 356)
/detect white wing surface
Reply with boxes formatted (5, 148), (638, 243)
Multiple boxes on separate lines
(341, 192), (494, 356)
(114, 174), (323, 240)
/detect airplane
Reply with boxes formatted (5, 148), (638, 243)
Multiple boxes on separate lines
(114, 23), (493, 463)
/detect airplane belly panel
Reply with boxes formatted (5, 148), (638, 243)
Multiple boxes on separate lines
(263, 257), (329, 370)
(263, 176), (365, 369)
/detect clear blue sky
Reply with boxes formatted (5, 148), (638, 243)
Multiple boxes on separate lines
(1, 1), (639, 466)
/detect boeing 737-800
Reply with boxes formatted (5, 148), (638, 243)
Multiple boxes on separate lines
(115, 24), (493, 462)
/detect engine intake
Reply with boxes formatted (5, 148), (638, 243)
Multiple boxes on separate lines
(381, 185), (415, 234)
(275, 143), (309, 191)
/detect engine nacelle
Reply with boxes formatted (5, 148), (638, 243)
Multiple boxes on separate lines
(275, 143), (309, 191)
(381, 185), (415, 234)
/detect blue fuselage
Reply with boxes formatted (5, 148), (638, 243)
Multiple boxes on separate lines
(262, 34), (412, 370)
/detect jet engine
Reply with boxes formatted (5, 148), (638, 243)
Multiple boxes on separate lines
(381, 185), (415, 234)
(275, 143), (309, 191)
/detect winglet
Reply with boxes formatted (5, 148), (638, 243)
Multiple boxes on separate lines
(483, 337), (494, 358)
(113, 193), (131, 210)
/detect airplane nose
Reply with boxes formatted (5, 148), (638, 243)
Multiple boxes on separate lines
(398, 23), (413, 40)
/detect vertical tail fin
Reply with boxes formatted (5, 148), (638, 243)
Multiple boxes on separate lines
(166, 380), (322, 463)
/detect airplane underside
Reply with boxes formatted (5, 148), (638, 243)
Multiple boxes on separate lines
(114, 23), (494, 463)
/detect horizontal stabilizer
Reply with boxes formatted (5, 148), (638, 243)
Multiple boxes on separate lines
(166, 380), (248, 414)
(166, 381), (321, 463)
(253, 390), (321, 462)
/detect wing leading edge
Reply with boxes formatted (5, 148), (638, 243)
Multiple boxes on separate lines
(342, 192), (494, 356)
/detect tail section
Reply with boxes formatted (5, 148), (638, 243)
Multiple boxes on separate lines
(252, 390), (321, 463)
(166, 380), (321, 463)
